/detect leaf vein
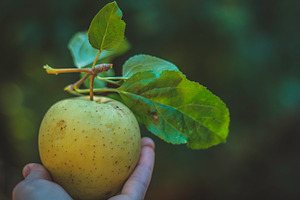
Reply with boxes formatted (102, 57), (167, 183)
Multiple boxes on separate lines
(100, 2), (117, 51)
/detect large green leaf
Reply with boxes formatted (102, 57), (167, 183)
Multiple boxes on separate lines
(88, 1), (125, 51)
(68, 32), (130, 68)
(122, 54), (179, 78)
(117, 70), (230, 149)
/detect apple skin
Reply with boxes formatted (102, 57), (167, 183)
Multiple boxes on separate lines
(38, 96), (141, 200)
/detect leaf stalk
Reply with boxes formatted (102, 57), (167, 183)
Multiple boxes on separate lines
(72, 88), (119, 94)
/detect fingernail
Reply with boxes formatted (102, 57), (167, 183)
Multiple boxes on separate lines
(23, 165), (31, 178)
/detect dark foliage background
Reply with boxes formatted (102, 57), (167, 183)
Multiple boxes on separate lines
(0, 0), (299, 199)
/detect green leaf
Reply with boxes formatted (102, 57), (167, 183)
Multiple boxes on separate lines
(88, 1), (126, 51)
(68, 31), (130, 68)
(122, 54), (179, 78)
(81, 68), (115, 89)
(117, 70), (230, 149)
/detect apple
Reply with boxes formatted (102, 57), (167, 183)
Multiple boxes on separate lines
(38, 96), (141, 200)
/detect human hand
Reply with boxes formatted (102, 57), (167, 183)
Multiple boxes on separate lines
(13, 137), (155, 200)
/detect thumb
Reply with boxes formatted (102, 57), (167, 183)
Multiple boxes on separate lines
(23, 163), (52, 181)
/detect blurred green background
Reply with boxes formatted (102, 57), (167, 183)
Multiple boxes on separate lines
(1, 0), (300, 199)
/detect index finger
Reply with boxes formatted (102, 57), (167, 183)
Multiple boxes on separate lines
(121, 137), (155, 200)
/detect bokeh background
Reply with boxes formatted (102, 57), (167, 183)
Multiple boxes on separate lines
(1, 0), (300, 199)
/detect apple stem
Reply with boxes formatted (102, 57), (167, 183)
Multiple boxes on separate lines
(88, 64), (113, 101)
(89, 49), (105, 101)
(89, 75), (95, 101)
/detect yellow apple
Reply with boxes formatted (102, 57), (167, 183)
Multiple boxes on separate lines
(38, 96), (141, 200)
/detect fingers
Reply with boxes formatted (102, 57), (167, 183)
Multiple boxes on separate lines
(22, 163), (52, 181)
(13, 163), (72, 200)
(138, 137), (155, 172)
(141, 137), (155, 150)
(121, 137), (155, 200)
